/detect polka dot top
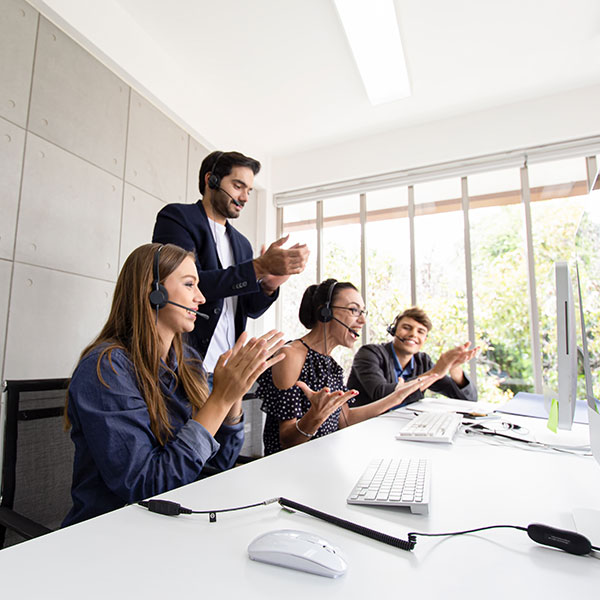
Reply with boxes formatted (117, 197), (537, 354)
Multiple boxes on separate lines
(258, 340), (347, 455)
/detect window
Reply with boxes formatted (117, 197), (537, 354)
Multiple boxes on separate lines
(280, 203), (317, 341)
(413, 178), (467, 363)
(528, 158), (589, 397)
(322, 194), (361, 374)
(365, 187), (410, 344)
(468, 168), (529, 400)
(275, 145), (599, 404)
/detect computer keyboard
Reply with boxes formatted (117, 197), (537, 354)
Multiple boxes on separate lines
(347, 457), (430, 514)
(395, 411), (462, 443)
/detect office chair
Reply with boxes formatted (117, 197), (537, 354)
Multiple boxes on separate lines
(0, 379), (73, 549)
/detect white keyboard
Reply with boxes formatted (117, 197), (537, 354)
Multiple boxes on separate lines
(396, 411), (463, 443)
(347, 457), (430, 514)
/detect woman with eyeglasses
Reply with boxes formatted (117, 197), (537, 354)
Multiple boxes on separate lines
(257, 278), (433, 454)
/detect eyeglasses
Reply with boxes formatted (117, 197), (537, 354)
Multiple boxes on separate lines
(331, 306), (368, 318)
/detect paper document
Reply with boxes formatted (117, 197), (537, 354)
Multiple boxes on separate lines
(387, 395), (503, 418)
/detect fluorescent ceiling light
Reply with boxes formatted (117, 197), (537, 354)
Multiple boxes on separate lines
(333, 0), (411, 105)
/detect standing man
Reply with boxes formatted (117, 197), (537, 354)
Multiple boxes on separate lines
(347, 307), (478, 408)
(153, 150), (309, 372)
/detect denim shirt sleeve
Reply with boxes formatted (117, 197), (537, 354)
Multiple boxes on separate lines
(68, 348), (240, 504)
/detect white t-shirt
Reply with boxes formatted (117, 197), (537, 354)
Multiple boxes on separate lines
(203, 220), (239, 372)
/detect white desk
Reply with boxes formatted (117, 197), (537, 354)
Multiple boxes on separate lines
(1, 413), (598, 598)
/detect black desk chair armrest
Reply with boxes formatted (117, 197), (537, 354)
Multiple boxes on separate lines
(0, 506), (52, 541)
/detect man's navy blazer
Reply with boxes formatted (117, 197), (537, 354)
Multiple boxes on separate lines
(152, 200), (278, 358)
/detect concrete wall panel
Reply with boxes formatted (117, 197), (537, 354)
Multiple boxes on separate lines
(0, 117), (25, 260)
(4, 263), (113, 379)
(126, 91), (187, 203)
(15, 134), (122, 280)
(119, 183), (165, 268)
(29, 18), (128, 176)
(0, 0), (37, 127)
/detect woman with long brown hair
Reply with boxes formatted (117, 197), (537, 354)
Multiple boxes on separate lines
(63, 243), (283, 525)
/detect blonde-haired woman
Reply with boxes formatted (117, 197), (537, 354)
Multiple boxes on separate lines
(63, 243), (283, 525)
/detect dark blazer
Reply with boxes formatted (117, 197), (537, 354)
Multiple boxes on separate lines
(153, 200), (278, 358)
(347, 342), (477, 407)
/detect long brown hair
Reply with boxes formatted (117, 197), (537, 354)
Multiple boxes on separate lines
(65, 243), (209, 445)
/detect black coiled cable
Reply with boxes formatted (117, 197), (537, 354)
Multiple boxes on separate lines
(278, 497), (415, 551)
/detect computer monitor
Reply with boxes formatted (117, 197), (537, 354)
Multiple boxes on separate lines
(573, 199), (600, 459)
(555, 261), (578, 430)
(572, 261), (600, 540)
(575, 263), (600, 456)
(571, 197), (600, 540)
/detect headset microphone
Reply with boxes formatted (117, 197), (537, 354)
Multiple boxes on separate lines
(332, 316), (360, 338)
(166, 300), (209, 320)
(219, 186), (243, 208)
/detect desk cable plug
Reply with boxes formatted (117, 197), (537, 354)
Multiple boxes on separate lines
(137, 498), (280, 523)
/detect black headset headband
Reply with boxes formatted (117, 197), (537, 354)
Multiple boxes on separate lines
(318, 280), (337, 324)
(387, 314), (400, 337)
(149, 245), (168, 309)
(207, 151), (225, 191)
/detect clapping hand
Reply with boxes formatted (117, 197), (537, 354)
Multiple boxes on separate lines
(254, 235), (310, 292)
(433, 342), (479, 377)
(212, 330), (285, 404)
(393, 374), (436, 400)
(296, 381), (358, 421)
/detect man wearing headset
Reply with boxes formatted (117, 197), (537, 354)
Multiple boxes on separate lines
(153, 150), (309, 372)
(347, 307), (478, 408)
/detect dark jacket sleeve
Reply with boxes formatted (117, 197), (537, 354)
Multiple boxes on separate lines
(347, 344), (398, 405)
(429, 368), (478, 401)
(153, 202), (260, 301)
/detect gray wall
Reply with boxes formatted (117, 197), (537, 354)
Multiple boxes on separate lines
(0, 0), (214, 381)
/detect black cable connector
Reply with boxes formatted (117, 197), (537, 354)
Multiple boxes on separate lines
(138, 499), (192, 516)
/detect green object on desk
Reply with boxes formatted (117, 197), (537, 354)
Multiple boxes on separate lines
(547, 398), (559, 433)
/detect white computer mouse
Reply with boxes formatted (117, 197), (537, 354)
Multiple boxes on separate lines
(247, 529), (348, 578)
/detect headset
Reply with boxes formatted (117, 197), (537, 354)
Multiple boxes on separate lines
(207, 151), (225, 191)
(318, 280), (337, 323)
(149, 245), (168, 309)
(148, 245), (209, 321)
(386, 314), (400, 337)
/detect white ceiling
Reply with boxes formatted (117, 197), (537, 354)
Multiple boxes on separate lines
(59, 0), (600, 157)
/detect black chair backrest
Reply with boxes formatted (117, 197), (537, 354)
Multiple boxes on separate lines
(1, 379), (73, 548)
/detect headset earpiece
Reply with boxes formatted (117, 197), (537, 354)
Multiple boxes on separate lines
(318, 280), (337, 323)
(149, 245), (169, 309)
(387, 316), (399, 337)
(207, 151), (224, 190)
